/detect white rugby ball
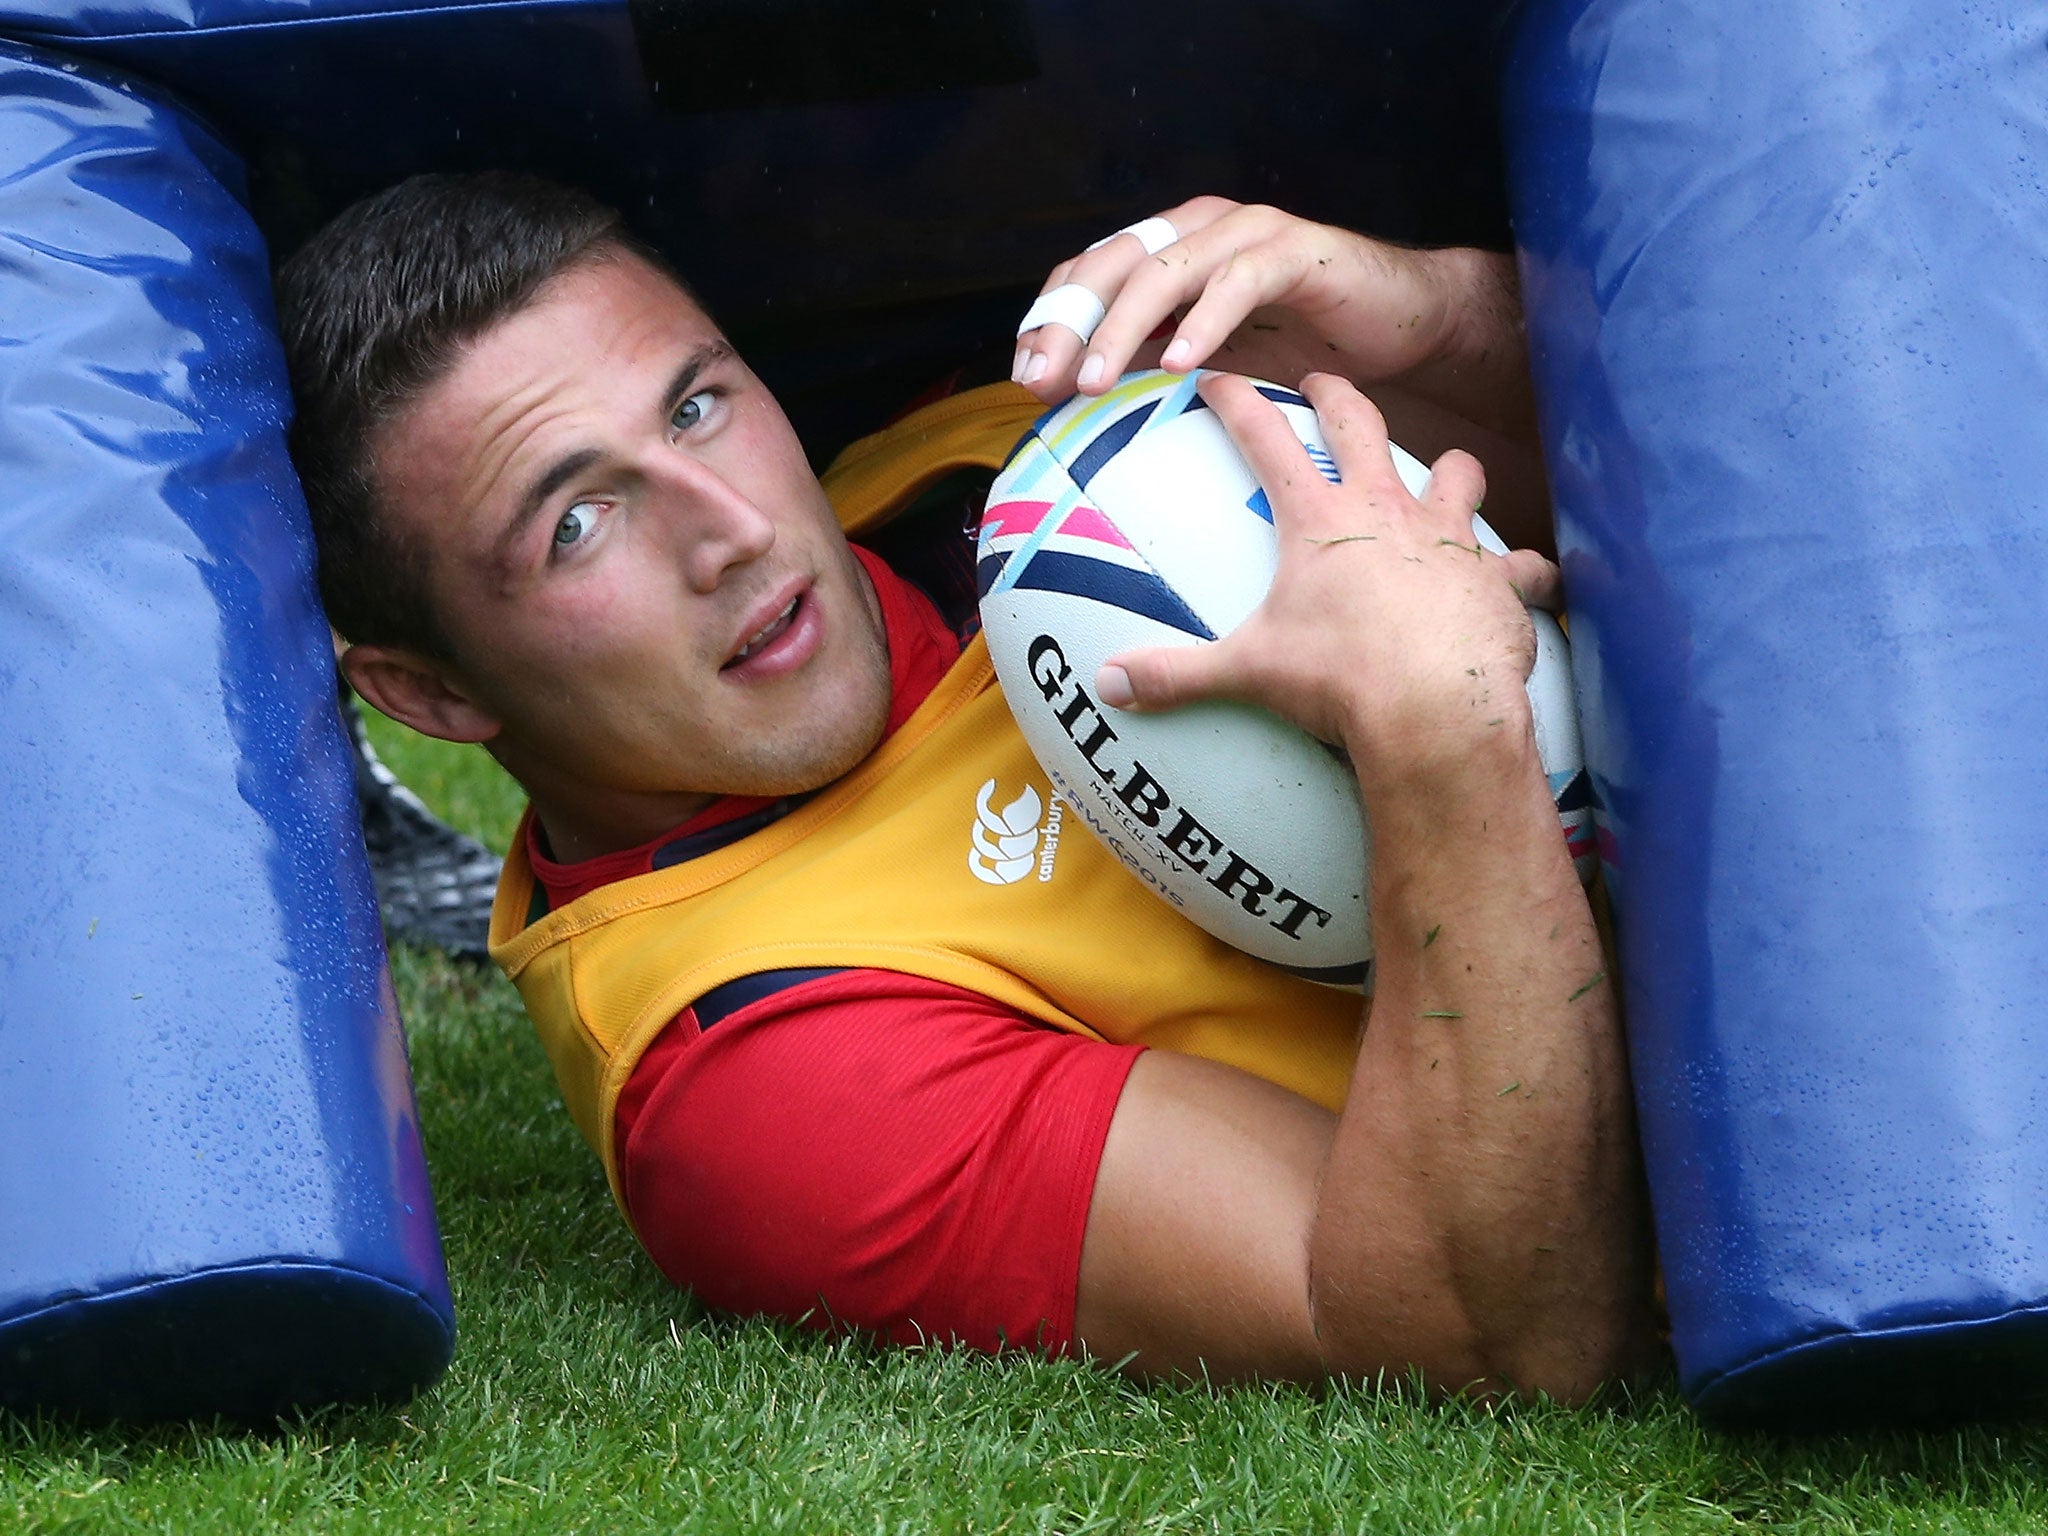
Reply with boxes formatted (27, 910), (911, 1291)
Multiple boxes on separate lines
(976, 369), (1592, 988)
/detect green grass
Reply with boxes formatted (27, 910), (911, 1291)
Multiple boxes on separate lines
(357, 705), (529, 856)
(8, 726), (2048, 1532)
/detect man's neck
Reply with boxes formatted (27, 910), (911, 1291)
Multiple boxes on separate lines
(520, 783), (719, 867)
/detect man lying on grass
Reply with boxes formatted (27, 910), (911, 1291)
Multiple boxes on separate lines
(277, 174), (1655, 1401)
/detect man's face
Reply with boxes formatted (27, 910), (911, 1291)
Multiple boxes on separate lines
(370, 251), (892, 842)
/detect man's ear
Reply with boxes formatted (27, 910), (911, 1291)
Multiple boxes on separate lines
(341, 643), (502, 745)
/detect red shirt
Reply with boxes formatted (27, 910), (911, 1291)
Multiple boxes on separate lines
(527, 547), (1141, 1353)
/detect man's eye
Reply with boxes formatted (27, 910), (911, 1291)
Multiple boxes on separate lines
(553, 503), (597, 549)
(672, 389), (716, 433)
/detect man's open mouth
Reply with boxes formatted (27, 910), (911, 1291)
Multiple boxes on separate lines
(724, 594), (801, 669)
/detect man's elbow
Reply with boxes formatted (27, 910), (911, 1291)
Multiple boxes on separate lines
(1476, 1307), (1662, 1405)
(1311, 1286), (1660, 1406)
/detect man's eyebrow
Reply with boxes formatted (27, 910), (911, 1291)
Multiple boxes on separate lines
(495, 340), (734, 562)
(660, 340), (733, 416)
(503, 447), (602, 557)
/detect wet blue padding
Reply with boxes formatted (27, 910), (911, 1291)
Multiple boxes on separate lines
(0, 42), (453, 1418)
(1505, 0), (2048, 1424)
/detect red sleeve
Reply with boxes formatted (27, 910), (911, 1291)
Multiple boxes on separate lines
(615, 970), (1142, 1355)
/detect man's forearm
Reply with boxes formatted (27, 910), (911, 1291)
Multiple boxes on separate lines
(1306, 702), (1651, 1399)
(1390, 247), (1539, 446)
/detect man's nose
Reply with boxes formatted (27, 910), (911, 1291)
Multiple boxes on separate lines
(657, 460), (776, 592)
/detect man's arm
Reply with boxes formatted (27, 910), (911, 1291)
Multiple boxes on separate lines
(1070, 373), (1655, 1400)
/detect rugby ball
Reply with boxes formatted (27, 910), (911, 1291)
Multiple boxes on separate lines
(976, 369), (1592, 988)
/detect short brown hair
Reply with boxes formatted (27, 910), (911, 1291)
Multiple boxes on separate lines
(276, 172), (674, 656)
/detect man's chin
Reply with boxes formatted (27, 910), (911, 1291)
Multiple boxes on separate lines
(719, 691), (892, 801)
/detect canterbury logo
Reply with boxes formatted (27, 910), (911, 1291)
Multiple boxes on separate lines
(968, 779), (1043, 885)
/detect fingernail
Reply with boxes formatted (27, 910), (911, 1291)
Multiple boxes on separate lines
(1011, 346), (1027, 382)
(1161, 339), (1191, 371)
(1022, 352), (1048, 385)
(1078, 354), (1106, 389)
(1096, 663), (1133, 709)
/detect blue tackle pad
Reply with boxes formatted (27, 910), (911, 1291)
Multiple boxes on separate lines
(1506, 0), (2048, 1426)
(0, 40), (453, 1419)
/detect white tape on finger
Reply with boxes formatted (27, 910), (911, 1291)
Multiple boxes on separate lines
(1085, 215), (1180, 257)
(1016, 282), (1109, 342)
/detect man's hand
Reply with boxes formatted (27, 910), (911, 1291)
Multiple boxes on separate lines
(1014, 197), (1536, 444)
(1094, 373), (1555, 771)
(1069, 374), (1656, 1401)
